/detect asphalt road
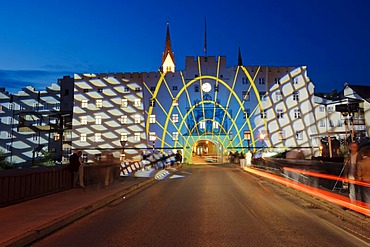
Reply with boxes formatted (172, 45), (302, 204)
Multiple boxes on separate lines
(33, 164), (370, 247)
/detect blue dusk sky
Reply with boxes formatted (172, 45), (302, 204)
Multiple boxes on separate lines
(0, 0), (369, 94)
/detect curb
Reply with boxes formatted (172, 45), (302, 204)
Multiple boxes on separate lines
(1, 178), (156, 247)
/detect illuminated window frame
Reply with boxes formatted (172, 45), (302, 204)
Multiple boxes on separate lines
(172, 98), (178, 107)
(294, 109), (301, 119)
(200, 121), (206, 130)
(134, 114), (141, 124)
(134, 132), (141, 142)
(261, 109), (267, 119)
(120, 115), (128, 124)
(277, 109), (284, 119)
(80, 134), (87, 142)
(149, 115), (156, 123)
(172, 114), (179, 123)
(96, 99), (103, 108)
(95, 115), (102, 125)
(212, 121), (219, 130)
(120, 132), (128, 141)
(80, 116), (87, 125)
(54, 133), (60, 141)
(121, 99), (128, 108)
(319, 119), (326, 127)
(293, 91), (299, 101)
(95, 133), (102, 142)
(172, 132), (179, 141)
(81, 100), (88, 108)
(134, 99), (141, 107)
(296, 130), (303, 140)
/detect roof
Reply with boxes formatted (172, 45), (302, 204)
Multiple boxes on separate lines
(348, 85), (370, 103)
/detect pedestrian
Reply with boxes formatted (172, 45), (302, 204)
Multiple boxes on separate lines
(357, 148), (370, 207)
(175, 150), (182, 165)
(343, 142), (362, 203)
(69, 150), (84, 188)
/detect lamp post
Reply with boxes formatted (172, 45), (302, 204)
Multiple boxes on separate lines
(244, 130), (251, 150)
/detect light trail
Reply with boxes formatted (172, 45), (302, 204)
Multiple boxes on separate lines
(243, 167), (370, 217)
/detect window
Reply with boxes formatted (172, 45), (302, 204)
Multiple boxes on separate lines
(149, 115), (156, 123)
(194, 85), (199, 92)
(124, 87), (130, 92)
(172, 86), (178, 91)
(7, 131), (12, 138)
(149, 132), (156, 142)
(319, 106), (325, 112)
(293, 77), (298, 84)
(294, 109), (301, 118)
(245, 109), (250, 118)
(277, 109), (284, 119)
(98, 88), (103, 93)
(296, 131), (303, 140)
(9, 103), (14, 110)
(213, 121), (219, 130)
(242, 77), (248, 84)
(150, 99), (156, 107)
(242, 91), (250, 101)
(120, 115), (128, 124)
(172, 132), (179, 141)
(95, 133), (102, 142)
(120, 132), (128, 141)
(95, 115), (102, 125)
(134, 99), (141, 107)
(81, 100), (88, 108)
(275, 78), (280, 85)
(134, 133), (141, 142)
(33, 103), (39, 111)
(278, 130), (285, 140)
(150, 86), (156, 92)
(80, 134), (87, 142)
(172, 98), (178, 107)
(54, 103), (60, 110)
(83, 89), (89, 93)
(32, 134), (38, 141)
(135, 87), (141, 92)
(121, 99), (128, 108)
(328, 106), (333, 112)
(338, 120), (343, 127)
(96, 99), (103, 108)
(54, 133), (60, 141)
(293, 91), (299, 101)
(329, 120), (334, 127)
(275, 91), (282, 101)
(319, 119), (326, 127)
(259, 78), (265, 84)
(134, 114), (141, 123)
(172, 114), (179, 123)
(6, 144), (11, 151)
(80, 116), (87, 125)
(261, 109), (267, 119)
(200, 121), (206, 130)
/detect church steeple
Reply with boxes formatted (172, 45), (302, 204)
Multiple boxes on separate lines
(238, 46), (243, 66)
(161, 22), (175, 73)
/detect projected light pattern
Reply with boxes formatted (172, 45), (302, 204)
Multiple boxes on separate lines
(71, 73), (147, 162)
(143, 56), (303, 163)
(0, 85), (62, 165)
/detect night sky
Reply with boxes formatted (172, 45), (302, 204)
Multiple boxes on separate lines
(0, 0), (369, 93)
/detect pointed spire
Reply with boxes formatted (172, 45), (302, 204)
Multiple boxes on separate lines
(238, 46), (243, 66)
(162, 22), (175, 73)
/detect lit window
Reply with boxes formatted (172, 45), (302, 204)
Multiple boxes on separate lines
(95, 115), (102, 125)
(172, 132), (179, 141)
(278, 130), (285, 140)
(9, 103), (14, 110)
(54, 103), (60, 110)
(293, 91), (299, 101)
(121, 99), (128, 108)
(120, 115), (128, 124)
(259, 78), (265, 84)
(242, 91), (250, 101)
(134, 132), (141, 142)
(33, 103), (39, 111)
(134, 114), (141, 123)
(294, 109), (301, 118)
(277, 109), (284, 119)
(275, 78), (280, 85)
(200, 121), (206, 130)
(172, 98), (178, 106)
(149, 115), (156, 123)
(150, 99), (156, 107)
(96, 99), (103, 108)
(172, 114), (179, 123)
(212, 121), (219, 130)
(95, 133), (102, 142)
(54, 133), (60, 141)
(120, 132), (128, 141)
(134, 99), (141, 107)
(296, 131), (303, 140)
(149, 132), (156, 142)
(0, 105), (3, 111)
(80, 116), (87, 125)
(275, 91), (282, 101)
(81, 100), (88, 108)
(80, 134), (87, 142)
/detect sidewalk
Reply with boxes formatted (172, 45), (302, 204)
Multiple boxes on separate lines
(0, 176), (155, 247)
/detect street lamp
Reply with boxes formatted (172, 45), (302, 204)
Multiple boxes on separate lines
(244, 130), (251, 150)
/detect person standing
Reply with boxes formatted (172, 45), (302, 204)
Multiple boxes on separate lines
(357, 148), (370, 207)
(78, 151), (85, 187)
(69, 150), (84, 188)
(344, 142), (362, 203)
